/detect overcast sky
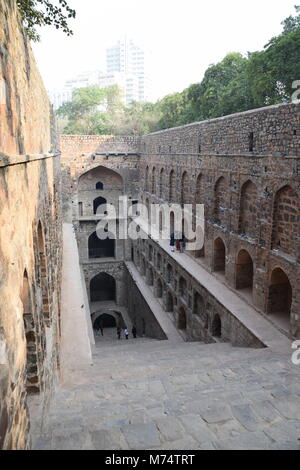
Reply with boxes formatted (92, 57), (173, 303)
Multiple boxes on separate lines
(32, 0), (297, 101)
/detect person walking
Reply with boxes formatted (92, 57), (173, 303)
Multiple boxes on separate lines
(132, 326), (137, 338)
(117, 327), (121, 340)
(170, 232), (175, 252)
(124, 328), (129, 340)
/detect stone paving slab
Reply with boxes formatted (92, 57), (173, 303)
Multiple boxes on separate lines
(121, 423), (161, 449)
(32, 336), (300, 450)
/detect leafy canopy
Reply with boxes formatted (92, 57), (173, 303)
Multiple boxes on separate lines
(16, 0), (76, 41)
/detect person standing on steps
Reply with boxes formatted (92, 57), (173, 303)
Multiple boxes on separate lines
(124, 328), (129, 340)
(180, 234), (186, 253)
(132, 326), (137, 338)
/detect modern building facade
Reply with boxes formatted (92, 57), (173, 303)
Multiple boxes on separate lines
(106, 37), (152, 102)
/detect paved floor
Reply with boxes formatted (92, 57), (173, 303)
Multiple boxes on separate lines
(32, 334), (300, 450)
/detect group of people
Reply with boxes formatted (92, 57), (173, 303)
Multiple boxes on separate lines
(170, 232), (186, 253)
(117, 326), (137, 340)
(94, 324), (137, 340)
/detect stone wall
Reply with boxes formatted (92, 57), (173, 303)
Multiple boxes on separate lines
(133, 238), (264, 347)
(60, 135), (141, 163)
(61, 103), (300, 345)
(0, 1), (53, 156)
(0, 1), (61, 450)
(140, 102), (300, 338)
(124, 265), (168, 340)
(141, 102), (300, 156)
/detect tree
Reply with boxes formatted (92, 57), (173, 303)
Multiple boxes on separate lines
(281, 5), (300, 34)
(57, 85), (126, 135)
(16, 0), (76, 41)
(248, 28), (300, 106)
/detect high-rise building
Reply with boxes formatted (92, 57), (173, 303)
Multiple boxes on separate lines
(106, 38), (152, 102)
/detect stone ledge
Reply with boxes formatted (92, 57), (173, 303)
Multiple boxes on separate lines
(0, 152), (60, 168)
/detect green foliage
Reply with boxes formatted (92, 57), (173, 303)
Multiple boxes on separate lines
(16, 0), (76, 41)
(56, 85), (161, 136)
(248, 27), (300, 106)
(281, 5), (300, 34)
(57, 6), (300, 135)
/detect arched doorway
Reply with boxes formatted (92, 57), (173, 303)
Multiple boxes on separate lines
(236, 249), (254, 290)
(78, 166), (123, 192)
(93, 196), (107, 215)
(147, 268), (154, 286)
(90, 273), (116, 302)
(96, 181), (104, 190)
(179, 277), (187, 298)
(167, 264), (173, 284)
(271, 185), (299, 258)
(181, 172), (189, 205)
(140, 257), (146, 276)
(214, 177), (227, 226)
(155, 278), (163, 298)
(145, 166), (149, 192)
(165, 292), (174, 312)
(169, 170), (176, 201)
(268, 268), (292, 328)
(159, 169), (164, 198)
(88, 232), (115, 258)
(239, 180), (258, 238)
(178, 306), (187, 330)
(193, 292), (204, 315)
(211, 314), (221, 337)
(152, 167), (156, 194)
(94, 313), (116, 329)
(213, 238), (226, 273)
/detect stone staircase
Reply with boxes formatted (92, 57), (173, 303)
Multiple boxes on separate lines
(32, 333), (300, 450)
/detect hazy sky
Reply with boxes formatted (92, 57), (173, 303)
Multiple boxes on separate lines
(33, 0), (297, 101)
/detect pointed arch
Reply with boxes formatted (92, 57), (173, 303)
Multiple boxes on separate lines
(239, 180), (258, 238)
(159, 168), (164, 198)
(236, 249), (254, 290)
(88, 231), (115, 259)
(271, 185), (299, 258)
(169, 170), (176, 201)
(181, 171), (189, 205)
(214, 177), (227, 226)
(90, 272), (116, 302)
(268, 268), (292, 318)
(178, 306), (187, 330)
(213, 237), (226, 273)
